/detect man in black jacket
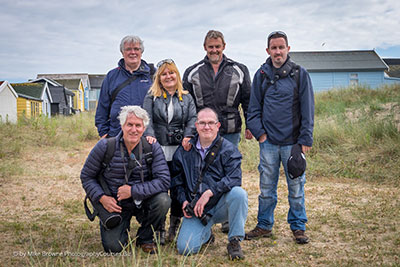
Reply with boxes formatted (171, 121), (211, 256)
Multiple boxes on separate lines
(183, 30), (252, 232)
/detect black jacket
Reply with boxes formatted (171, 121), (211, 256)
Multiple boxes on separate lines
(183, 55), (251, 135)
(143, 91), (197, 146)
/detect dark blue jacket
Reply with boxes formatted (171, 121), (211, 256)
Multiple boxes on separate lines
(95, 59), (153, 137)
(247, 57), (314, 147)
(171, 134), (242, 209)
(80, 131), (170, 202)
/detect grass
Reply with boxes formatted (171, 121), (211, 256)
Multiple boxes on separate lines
(0, 84), (400, 266)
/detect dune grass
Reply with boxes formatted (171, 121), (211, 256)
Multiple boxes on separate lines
(0, 84), (399, 266)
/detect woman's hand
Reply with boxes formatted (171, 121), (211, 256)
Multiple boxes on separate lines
(146, 136), (157, 144)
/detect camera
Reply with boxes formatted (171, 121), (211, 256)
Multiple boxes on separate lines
(184, 200), (212, 226)
(167, 128), (184, 145)
(85, 196), (122, 230)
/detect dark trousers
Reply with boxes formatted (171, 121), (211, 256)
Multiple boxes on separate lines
(100, 192), (171, 252)
(167, 161), (183, 218)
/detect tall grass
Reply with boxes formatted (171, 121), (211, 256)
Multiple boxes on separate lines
(239, 84), (400, 184)
(0, 112), (98, 178)
(1, 84), (399, 266)
(310, 84), (400, 184)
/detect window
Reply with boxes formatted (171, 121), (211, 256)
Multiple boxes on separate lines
(350, 73), (358, 86)
(30, 102), (39, 117)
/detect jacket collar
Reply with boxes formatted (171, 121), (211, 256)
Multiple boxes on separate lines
(190, 133), (222, 151)
(118, 59), (150, 76)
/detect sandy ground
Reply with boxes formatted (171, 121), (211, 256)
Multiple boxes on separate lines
(1, 140), (399, 266)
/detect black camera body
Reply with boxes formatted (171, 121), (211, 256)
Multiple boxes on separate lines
(184, 200), (212, 226)
(167, 129), (184, 145)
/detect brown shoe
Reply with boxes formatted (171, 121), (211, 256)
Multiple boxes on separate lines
(245, 226), (272, 240)
(139, 242), (157, 254)
(292, 230), (309, 244)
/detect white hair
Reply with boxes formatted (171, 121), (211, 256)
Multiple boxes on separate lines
(118, 106), (149, 128)
(120, 35), (144, 53)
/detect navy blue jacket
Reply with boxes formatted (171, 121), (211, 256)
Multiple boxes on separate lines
(171, 134), (242, 209)
(95, 59), (153, 137)
(80, 131), (170, 202)
(247, 57), (314, 146)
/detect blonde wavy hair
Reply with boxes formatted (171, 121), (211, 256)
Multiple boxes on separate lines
(149, 60), (188, 99)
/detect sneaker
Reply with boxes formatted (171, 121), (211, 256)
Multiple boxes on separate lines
(227, 237), (244, 260)
(292, 230), (309, 244)
(245, 226), (272, 240)
(221, 221), (229, 233)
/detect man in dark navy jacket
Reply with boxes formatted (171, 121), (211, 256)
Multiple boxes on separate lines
(172, 108), (248, 260)
(246, 31), (314, 244)
(81, 106), (170, 253)
(95, 36), (153, 138)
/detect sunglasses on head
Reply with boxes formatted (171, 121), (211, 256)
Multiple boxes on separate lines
(156, 58), (175, 68)
(267, 31), (287, 40)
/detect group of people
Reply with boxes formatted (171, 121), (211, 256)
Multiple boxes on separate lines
(80, 30), (315, 260)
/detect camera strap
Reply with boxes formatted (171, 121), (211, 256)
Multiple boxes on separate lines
(191, 136), (223, 197)
(121, 136), (153, 184)
(121, 140), (143, 184)
(163, 91), (186, 135)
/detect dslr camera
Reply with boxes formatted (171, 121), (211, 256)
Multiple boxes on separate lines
(184, 200), (212, 226)
(167, 128), (184, 145)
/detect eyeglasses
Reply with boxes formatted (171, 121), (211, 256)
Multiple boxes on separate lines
(124, 47), (141, 52)
(197, 121), (218, 128)
(156, 58), (175, 68)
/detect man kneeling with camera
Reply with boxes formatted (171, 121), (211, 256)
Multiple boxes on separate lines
(171, 107), (248, 260)
(80, 106), (171, 254)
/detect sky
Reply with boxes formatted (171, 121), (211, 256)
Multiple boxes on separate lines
(1, 0), (400, 83)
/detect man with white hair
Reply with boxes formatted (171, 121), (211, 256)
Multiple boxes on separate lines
(81, 105), (170, 254)
(95, 36), (155, 138)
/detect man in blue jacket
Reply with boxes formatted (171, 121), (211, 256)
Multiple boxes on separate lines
(81, 106), (171, 253)
(172, 108), (248, 260)
(246, 31), (314, 244)
(95, 36), (153, 138)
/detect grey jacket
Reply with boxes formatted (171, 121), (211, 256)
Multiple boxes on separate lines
(143, 91), (197, 146)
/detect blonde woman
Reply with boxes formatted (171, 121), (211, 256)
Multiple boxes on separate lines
(143, 59), (197, 243)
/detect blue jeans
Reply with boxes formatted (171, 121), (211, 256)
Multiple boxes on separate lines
(257, 140), (307, 231)
(221, 132), (241, 147)
(100, 192), (171, 252)
(176, 187), (248, 255)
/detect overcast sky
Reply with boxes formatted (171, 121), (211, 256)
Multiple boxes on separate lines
(1, 0), (400, 83)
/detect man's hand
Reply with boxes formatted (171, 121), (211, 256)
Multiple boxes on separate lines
(258, 133), (267, 143)
(245, 129), (253, 140)
(182, 201), (192, 218)
(99, 195), (121, 213)
(182, 137), (192, 151)
(101, 133), (108, 139)
(302, 145), (312, 153)
(117, 185), (132, 201)
(194, 190), (214, 218)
